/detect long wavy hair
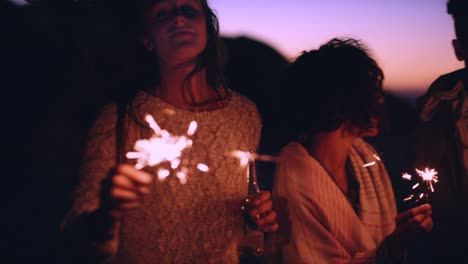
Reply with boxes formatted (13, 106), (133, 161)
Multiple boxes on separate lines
(140, 0), (227, 105)
(115, 0), (228, 162)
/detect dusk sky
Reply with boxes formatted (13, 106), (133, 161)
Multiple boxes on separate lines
(210, 0), (464, 94)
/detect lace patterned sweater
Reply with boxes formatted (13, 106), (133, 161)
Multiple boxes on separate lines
(62, 91), (262, 263)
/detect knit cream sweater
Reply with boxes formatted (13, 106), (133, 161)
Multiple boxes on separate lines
(62, 91), (261, 263)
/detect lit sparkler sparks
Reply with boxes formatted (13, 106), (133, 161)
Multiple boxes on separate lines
(363, 161), (376, 168)
(126, 114), (208, 184)
(415, 167), (439, 192)
(362, 154), (382, 168)
(402, 173), (412, 181)
(402, 167), (438, 202)
(229, 150), (279, 166)
(229, 150), (279, 194)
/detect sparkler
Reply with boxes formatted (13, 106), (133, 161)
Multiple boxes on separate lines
(363, 161), (376, 168)
(229, 150), (278, 217)
(362, 154), (382, 168)
(402, 167), (438, 203)
(229, 150), (279, 194)
(126, 114), (208, 184)
(229, 151), (279, 166)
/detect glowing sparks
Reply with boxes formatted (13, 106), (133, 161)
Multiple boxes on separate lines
(187, 121), (197, 136)
(176, 167), (188, 184)
(158, 169), (170, 181)
(255, 153), (280, 163)
(363, 161), (376, 167)
(416, 168), (439, 192)
(145, 115), (162, 135)
(126, 114), (208, 184)
(171, 159), (181, 169)
(402, 173), (412, 181)
(230, 150), (253, 167)
(402, 167), (438, 202)
(229, 150), (279, 167)
(229, 150), (279, 194)
(372, 154), (381, 161)
(362, 153), (382, 168)
(403, 195), (414, 201)
(197, 163), (209, 172)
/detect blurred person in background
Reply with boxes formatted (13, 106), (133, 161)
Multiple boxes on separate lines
(269, 38), (432, 263)
(407, 0), (468, 262)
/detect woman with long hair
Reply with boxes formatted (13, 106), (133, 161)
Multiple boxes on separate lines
(61, 1), (278, 263)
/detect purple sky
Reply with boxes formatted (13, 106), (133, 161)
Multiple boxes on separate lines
(210, 0), (464, 93)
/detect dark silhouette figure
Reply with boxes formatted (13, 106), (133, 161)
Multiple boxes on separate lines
(222, 36), (289, 193)
(406, 0), (468, 263)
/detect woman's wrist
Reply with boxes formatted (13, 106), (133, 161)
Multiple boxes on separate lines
(90, 207), (121, 241)
(378, 233), (408, 263)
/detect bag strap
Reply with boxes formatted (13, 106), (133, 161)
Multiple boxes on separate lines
(116, 100), (126, 165)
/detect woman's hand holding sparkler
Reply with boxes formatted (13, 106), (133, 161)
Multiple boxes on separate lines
(105, 164), (153, 220)
(384, 203), (433, 258)
(394, 203), (433, 240)
(245, 191), (279, 232)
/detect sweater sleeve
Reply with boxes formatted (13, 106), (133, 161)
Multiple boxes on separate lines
(241, 94), (263, 152)
(60, 104), (121, 263)
(252, 105), (262, 152)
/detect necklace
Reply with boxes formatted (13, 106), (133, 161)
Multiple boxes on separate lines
(153, 87), (227, 112)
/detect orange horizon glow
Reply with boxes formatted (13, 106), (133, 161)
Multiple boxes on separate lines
(212, 0), (465, 94)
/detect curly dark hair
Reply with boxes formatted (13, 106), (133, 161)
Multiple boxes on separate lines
(281, 38), (384, 139)
(447, 0), (468, 43)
